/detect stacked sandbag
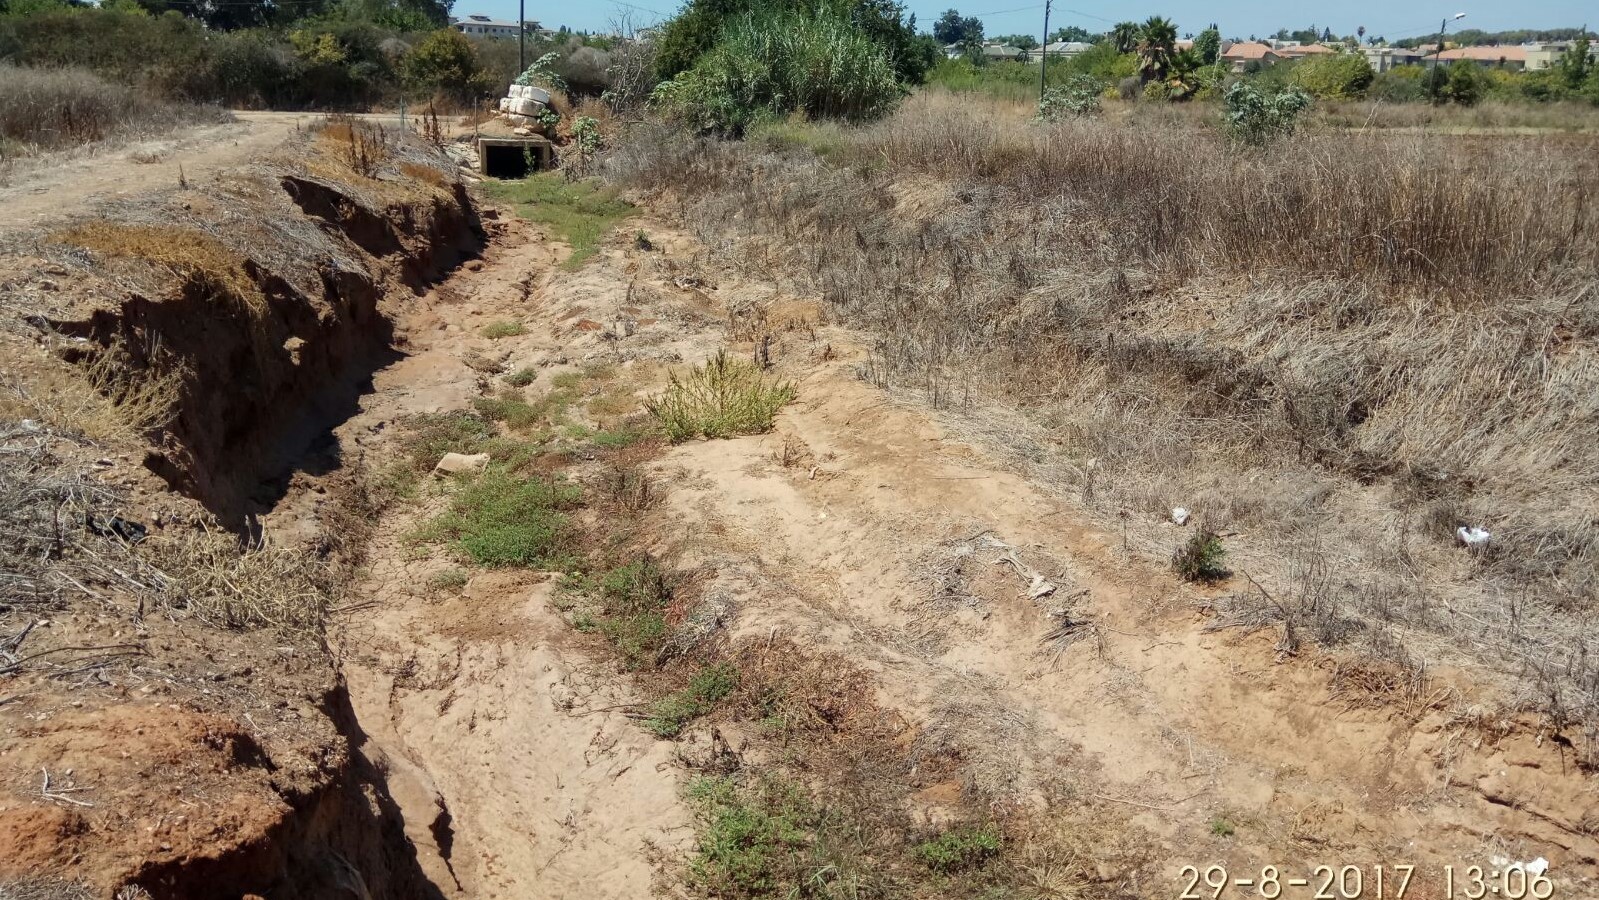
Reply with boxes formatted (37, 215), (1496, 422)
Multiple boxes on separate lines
(501, 84), (551, 119)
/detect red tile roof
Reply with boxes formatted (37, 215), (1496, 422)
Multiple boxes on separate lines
(1222, 41), (1276, 60)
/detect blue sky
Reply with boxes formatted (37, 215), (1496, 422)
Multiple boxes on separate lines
(509, 1), (1592, 42)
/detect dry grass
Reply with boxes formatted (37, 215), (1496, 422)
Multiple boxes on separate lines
(49, 223), (266, 318)
(610, 93), (1599, 740)
(148, 528), (336, 631)
(0, 63), (226, 154)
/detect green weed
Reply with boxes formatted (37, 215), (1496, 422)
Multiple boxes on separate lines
(503, 366), (538, 386)
(481, 173), (636, 270)
(647, 350), (796, 442)
(420, 469), (580, 568)
(481, 320), (526, 339)
(687, 776), (814, 898)
(914, 823), (1002, 873)
(1173, 528), (1228, 582)
(396, 412), (493, 471)
(429, 568), (469, 590)
(1210, 817), (1236, 837)
(645, 663), (740, 737)
(564, 557), (675, 669)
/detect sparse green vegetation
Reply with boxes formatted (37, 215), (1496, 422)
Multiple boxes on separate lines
(481, 320), (526, 339)
(645, 663), (740, 737)
(503, 367), (538, 387)
(396, 412), (493, 471)
(563, 557), (675, 669)
(429, 567), (469, 591)
(647, 350), (796, 442)
(1173, 529), (1227, 582)
(418, 469), (580, 568)
(472, 389), (542, 431)
(685, 776), (823, 898)
(1210, 817), (1237, 837)
(913, 823), (1002, 873)
(481, 173), (636, 270)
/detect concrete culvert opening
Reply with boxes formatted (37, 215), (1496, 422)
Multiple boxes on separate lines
(480, 137), (552, 179)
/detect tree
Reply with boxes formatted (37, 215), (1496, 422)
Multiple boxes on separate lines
(1223, 81), (1311, 145)
(1135, 15), (1176, 83)
(933, 8), (982, 45)
(1109, 21), (1138, 54)
(656, 0), (932, 84)
(1289, 52), (1375, 98)
(1193, 25), (1220, 65)
(1561, 35), (1592, 88)
(1050, 25), (1095, 43)
(404, 28), (487, 102)
(1441, 58), (1484, 105)
(994, 33), (1038, 50)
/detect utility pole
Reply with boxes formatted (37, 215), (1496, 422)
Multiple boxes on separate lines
(1429, 17), (1446, 102)
(1038, 0), (1052, 102)
(518, 0), (526, 74)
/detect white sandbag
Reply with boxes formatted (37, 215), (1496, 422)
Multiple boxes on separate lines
(522, 85), (551, 105)
(508, 84), (525, 99)
(510, 97), (545, 117)
(497, 97), (510, 112)
(505, 114), (534, 126)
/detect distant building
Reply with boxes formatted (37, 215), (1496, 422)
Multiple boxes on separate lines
(1027, 41), (1093, 62)
(451, 14), (546, 38)
(1362, 46), (1423, 72)
(1525, 41), (1597, 71)
(1426, 45), (1529, 70)
(1221, 41), (1279, 72)
(1277, 43), (1336, 59)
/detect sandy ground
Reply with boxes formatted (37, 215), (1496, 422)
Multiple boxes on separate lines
(290, 205), (1599, 898)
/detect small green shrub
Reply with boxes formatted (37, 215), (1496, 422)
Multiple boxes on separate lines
(1222, 81), (1311, 146)
(1037, 74), (1104, 120)
(429, 568), (469, 590)
(503, 366), (538, 386)
(482, 320), (526, 339)
(687, 776), (813, 897)
(647, 350), (796, 442)
(567, 557), (676, 668)
(645, 663), (740, 737)
(913, 823), (1002, 873)
(1173, 528), (1228, 581)
(422, 469), (580, 568)
(473, 389), (542, 431)
(1210, 817), (1236, 837)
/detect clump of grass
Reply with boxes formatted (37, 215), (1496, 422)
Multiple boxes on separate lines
(645, 663), (740, 737)
(151, 530), (334, 631)
(1173, 529), (1228, 582)
(914, 823), (1002, 873)
(564, 557), (675, 669)
(1210, 817), (1236, 837)
(503, 366), (538, 386)
(429, 568), (469, 591)
(0, 62), (226, 152)
(481, 172), (636, 270)
(419, 469), (580, 568)
(592, 426), (649, 449)
(687, 776), (816, 898)
(481, 320), (526, 339)
(472, 389), (541, 431)
(647, 350), (796, 442)
(396, 412), (493, 471)
(50, 223), (264, 317)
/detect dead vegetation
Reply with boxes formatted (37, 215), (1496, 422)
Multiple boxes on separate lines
(608, 92), (1599, 749)
(0, 62), (227, 155)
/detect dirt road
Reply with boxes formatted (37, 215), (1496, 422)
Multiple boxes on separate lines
(0, 111), (427, 239)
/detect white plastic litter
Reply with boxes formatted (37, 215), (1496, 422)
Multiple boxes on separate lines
(433, 452), (490, 476)
(1171, 507), (1190, 526)
(1457, 526), (1492, 547)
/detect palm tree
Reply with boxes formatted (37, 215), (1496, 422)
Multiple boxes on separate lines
(1109, 21), (1139, 54)
(1136, 16), (1178, 82)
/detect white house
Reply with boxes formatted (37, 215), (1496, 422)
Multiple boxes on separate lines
(451, 14), (539, 38)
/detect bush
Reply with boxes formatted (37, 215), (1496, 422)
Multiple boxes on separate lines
(0, 62), (223, 150)
(653, 6), (902, 136)
(647, 350), (796, 442)
(1288, 53), (1375, 99)
(570, 557), (676, 669)
(1037, 74), (1103, 120)
(1173, 529), (1227, 582)
(403, 27), (489, 103)
(1222, 80), (1310, 145)
(1370, 67), (1425, 103)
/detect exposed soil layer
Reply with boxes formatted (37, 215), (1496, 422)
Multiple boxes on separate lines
(0, 126), (479, 899)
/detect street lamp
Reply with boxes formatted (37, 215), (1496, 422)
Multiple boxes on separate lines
(1430, 12), (1466, 101)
